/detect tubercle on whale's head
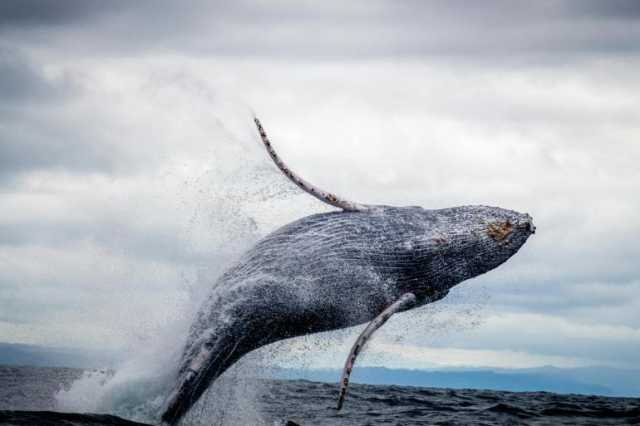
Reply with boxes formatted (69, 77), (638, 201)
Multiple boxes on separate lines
(390, 205), (535, 299)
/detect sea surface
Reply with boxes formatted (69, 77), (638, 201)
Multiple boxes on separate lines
(1, 365), (639, 425)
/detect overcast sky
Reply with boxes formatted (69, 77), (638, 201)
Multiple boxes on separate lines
(1, 1), (639, 373)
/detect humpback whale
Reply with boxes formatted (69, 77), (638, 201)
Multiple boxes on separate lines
(160, 118), (535, 424)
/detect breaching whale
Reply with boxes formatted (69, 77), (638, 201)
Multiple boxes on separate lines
(160, 118), (535, 424)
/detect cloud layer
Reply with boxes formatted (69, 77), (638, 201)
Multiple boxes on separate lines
(0, 1), (638, 371)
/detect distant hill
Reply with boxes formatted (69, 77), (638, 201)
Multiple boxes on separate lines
(0, 343), (117, 369)
(1, 342), (638, 398)
(271, 366), (640, 398)
(501, 365), (640, 398)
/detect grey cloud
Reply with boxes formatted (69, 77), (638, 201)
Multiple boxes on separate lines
(424, 311), (640, 367)
(0, 115), (119, 178)
(0, 219), (207, 266)
(0, 47), (205, 181)
(570, 0), (640, 19)
(0, 48), (113, 179)
(0, 47), (68, 102)
(453, 330), (640, 367)
(0, 0), (638, 370)
(0, 0), (121, 28)
(1, 1), (639, 61)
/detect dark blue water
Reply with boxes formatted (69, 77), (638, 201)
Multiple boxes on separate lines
(1, 366), (639, 425)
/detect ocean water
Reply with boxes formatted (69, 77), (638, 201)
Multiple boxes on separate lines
(1, 365), (639, 425)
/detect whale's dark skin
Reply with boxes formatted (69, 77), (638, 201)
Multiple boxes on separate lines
(160, 204), (535, 424)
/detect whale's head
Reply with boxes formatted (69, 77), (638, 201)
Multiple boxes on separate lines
(383, 205), (535, 301)
(254, 116), (535, 304)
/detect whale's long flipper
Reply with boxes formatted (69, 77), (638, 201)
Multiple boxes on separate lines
(336, 292), (417, 411)
(254, 117), (370, 212)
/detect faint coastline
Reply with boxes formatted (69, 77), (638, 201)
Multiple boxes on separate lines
(1, 343), (638, 398)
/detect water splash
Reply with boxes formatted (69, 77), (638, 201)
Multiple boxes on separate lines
(54, 102), (307, 425)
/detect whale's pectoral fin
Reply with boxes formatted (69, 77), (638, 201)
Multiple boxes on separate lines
(336, 292), (417, 411)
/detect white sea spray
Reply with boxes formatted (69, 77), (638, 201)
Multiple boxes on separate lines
(54, 105), (308, 424)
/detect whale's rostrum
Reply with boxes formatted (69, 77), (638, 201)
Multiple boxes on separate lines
(159, 118), (535, 424)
